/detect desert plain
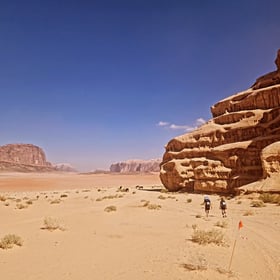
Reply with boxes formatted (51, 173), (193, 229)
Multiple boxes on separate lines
(0, 172), (279, 280)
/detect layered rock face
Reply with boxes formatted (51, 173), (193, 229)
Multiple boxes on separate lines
(110, 159), (161, 173)
(0, 144), (53, 171)
(160, 49), (280, 193)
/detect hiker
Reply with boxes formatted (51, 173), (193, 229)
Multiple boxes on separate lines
(220, 197), (227, 217)
(203, 196), (211, 217)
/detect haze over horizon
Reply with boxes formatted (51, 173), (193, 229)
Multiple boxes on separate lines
(1, 0), (280, 171)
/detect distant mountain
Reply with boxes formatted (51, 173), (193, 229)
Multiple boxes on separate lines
(53, 163), (77, 172)
(110, 159), (161, 173)
(0, 143), (54, 172)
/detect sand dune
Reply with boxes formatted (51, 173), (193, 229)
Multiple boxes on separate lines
(0, 172), (279, 279)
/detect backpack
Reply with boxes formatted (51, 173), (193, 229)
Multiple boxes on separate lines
(205, 199), (210, 206)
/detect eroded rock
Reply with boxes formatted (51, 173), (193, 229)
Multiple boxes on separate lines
(160, 50), (280, 193)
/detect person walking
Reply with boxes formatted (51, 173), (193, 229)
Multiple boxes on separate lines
(220, 197), (227, 217)
(203, 196), (211, 217)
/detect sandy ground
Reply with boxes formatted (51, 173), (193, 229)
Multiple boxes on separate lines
(0, 172), (279, 280)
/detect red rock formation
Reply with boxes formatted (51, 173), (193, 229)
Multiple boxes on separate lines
(160, 50), (280, 193)
(0, 143), (54, 172)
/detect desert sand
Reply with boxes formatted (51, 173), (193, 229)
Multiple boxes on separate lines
(0, 172), (279, 280)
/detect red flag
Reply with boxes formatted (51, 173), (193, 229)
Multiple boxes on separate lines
(238, 220), (243, 230)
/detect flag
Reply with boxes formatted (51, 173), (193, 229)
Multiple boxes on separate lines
(238, 220), (243, 230)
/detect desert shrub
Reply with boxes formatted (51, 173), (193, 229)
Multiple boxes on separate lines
(26, 200), (33, 205)
(191, 228), (226, 246)
(42, 217), (65, 231)
(259, 193), (280, 204)
(0, 195), (7, 202)
(141, 200), (150, 207)
(192, 224), (198, 230)
(250, 200), (265, 207)
(104, 205), (117, 212)
(181, 263), (207, 271)
(215, 220), (228, 228)
(158, 195), (167, 200)
(195, 214), (202, 218)
(243, 210), (254, 216)
(187, 198), (192, 203)
(96, 194), (123, 201)
(16, 203), (27, 209)
(117, 186), (129, 192)
(237, 200), (242, 204)
(50, 199), (61, 204)
(147, 204), (161, 210)
(60, 194), (68, 198)
(0, 234), (23, 249)
(4, 202), (10, 207)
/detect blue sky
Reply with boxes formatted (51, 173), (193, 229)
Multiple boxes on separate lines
(1, 0), (280, 171)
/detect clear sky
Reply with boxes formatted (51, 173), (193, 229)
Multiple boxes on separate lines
(1, 0), (280, 171)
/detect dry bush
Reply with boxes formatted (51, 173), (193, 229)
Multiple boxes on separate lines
(259, 193), (280, 204)
(117, 186), (129, 192)
(214, 220), (228, 228)
(243, 210), (254, 216)
(50, 199), (62, 204)
(42, 217), (65, 231)
(237, 200), (242, 204)
(60, 194), (68, 198)
(141, 200), (150, 207)
(195, 214), (202, 218)
(192, 224), (198, 230)
(181, 263), (207, 271)
(191, 228), (226, 246)
(4, 202), (10, 207)
(250, 200), (265, 207)
(16, 203), (28, 209)
(104, 205), (117, 212)
(96, 194), (123, 201)
(26, 199), (33, 205)
(187, 198), (192, 203)
(0, 195), (7, 202)
(0, 234), (23, 249)
(147, 204), (161, 210)
(158, 194), (176, 200)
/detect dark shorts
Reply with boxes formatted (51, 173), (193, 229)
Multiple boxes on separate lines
(205, 205), (210, 211)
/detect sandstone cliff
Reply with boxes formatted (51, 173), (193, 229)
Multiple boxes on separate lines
(160, 49), (280, 194)
(110, 159), (161, 173)
(0, 144), (54, 172)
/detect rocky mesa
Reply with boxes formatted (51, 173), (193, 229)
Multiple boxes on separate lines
(160, 49), (280, 194)
(0, 143), (54, 172)
(110, 159), (161, 173)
